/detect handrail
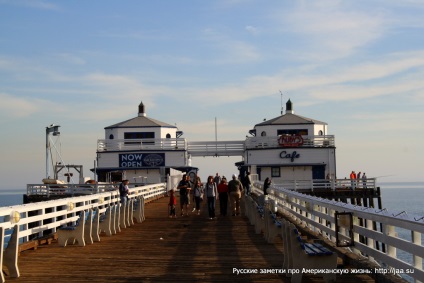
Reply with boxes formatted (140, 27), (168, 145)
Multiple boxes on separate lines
(97, 138), (187, 152)
(187, 140), (245, 156)
(273, 178), (377, 191)
(1, 183), (166, 243)
(252, 181), (424, 282)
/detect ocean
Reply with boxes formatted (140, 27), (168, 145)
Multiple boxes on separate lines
(1, 182), (423, 281)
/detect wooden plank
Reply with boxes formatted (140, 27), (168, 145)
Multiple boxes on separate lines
(9, 196), (376, 283)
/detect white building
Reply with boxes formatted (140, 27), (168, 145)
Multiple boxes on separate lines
(95, 101), (195, 183)
(243, 99), (336, 182)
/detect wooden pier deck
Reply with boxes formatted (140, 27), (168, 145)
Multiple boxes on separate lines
(8, 196), (377, 283)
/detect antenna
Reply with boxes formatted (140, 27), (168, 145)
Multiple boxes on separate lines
(279, 90), (283, 115)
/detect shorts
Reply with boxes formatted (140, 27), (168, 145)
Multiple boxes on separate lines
(180, 194), (189, 205)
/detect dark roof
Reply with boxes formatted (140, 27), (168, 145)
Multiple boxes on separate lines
(255, 113), (327, 127)
(105, 116), (177, 129)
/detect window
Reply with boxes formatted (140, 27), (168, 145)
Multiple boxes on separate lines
(261, 131), (267, 136)
(124, 132), (155, 145)
(124, 132), (155, 139)
(318, 130), (323, 136)
(166, 133), (171, 138)
(109, 134), (114, 139)
(271, 167), (280, 177)
(277, 129), (308, 136)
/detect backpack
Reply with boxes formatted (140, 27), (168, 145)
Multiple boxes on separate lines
(119, 183), (126, 196)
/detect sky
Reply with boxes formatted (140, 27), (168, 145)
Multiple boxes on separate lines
(1, 0), (424, 192)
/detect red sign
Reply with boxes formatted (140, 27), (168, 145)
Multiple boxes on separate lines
(278, 134), (304, 147)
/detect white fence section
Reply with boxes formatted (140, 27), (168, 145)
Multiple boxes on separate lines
(26, 183), (118, 197)
(97, 138), (187, 152)
(187, 140), (245, 157)
(276, 178), (377, 191)
(252, 182), (424, 282)
(1, 183), (166, 243)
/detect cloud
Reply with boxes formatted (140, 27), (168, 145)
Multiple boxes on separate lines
(0, 92), (64, 118)
(201, 28), (261, 64)
(0, 0), (59, 10)
(277, 1), (387, 60)
(54, 53), (86, 65)
(245, 25), (259, 35)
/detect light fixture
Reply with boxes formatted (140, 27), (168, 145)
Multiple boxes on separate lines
(67, 202), (75, 211)
(9, 211), (21, 224)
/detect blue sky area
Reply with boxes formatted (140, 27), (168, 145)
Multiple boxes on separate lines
(1, 0), (423, 190)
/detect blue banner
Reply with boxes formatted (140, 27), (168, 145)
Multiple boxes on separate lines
(119, 153), (165, 168)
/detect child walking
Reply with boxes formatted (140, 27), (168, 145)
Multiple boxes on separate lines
(168, 189), (177, 218)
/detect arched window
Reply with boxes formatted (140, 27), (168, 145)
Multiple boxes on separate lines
(166, 133), (171, 138)
(318, 130), (323, 136)
(109, 134), (114, 139)
(261, 131), (266, 137)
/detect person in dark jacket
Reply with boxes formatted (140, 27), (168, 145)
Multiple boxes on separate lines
(263, 178), (271, 195)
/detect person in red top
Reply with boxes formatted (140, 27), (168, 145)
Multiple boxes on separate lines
(350, 171), (357, 190)
(217, 177), (229, 216)
(168, 190), (177, 218)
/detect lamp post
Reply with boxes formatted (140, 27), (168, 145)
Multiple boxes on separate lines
(46, 124), (60, 179)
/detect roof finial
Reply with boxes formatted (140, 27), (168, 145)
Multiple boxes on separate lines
(286, 99), (294, 114)
(138, 101), (146, 117)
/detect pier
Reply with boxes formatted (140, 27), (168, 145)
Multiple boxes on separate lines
(7, 194), (380, 283)
(2, 181), (423, 282)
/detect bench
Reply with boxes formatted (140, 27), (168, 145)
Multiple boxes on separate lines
(285, 221), (337, 283)
(1, 225), (20, 283)
(119, 202), (128, 229)
(133, 196), (145, 224)
(264, 206), (282, 244)
(111, 204), (120, 234)
(126, 199), (133, 227)
(95, 205), (113, 237)
(84, 209), (96, 244)
(244, 196), (255, 225)
(254, 205), (264, 235)
(57, 210), (89, 247)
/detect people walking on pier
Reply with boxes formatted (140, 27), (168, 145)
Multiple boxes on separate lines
(228, 174), (244, 216)
(178, 174), (191, 216)
(205, 176), (218, 219)
(217, 176), (229, 216)
(168, 190), (177, 218)
(119, 179), (129, 204)
(263, 178), (271, 195)
(214, 173), (221, 188)
(244, 172), (252, 195)
(193, 176), (204, 215)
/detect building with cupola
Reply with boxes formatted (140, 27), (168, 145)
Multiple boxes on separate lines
(243, 99), (336, 182)
(95, 101), (195, 183)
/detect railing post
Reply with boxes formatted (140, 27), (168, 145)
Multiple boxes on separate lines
(412, 230), (422, 279)
(329, 208), (336, 242)
(366, 219), (375, 262)
(384, 224), (397, 262)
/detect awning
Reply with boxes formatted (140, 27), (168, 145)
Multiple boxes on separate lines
(91, 166), (198, 173)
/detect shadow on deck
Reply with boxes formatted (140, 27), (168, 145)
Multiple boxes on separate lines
(10, 196), (376, 283)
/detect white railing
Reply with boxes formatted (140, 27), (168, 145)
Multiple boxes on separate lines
(1, 183), (166, 242)
(276, 178), (377, 191)
(97, 138), (187, 152)
(253, 182), (424, 282)
(245, 135), (335, 149)
(187, 140), (245, 156)
(26, 183), (118, 197)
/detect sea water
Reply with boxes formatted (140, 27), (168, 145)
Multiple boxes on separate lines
(0, 189), (24, 207)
